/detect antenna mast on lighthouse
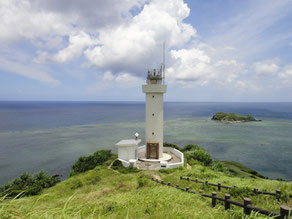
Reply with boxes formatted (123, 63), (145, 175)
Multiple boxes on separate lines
(162, 42), (166, 84)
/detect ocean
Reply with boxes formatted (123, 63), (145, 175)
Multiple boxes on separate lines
(0, 101), (292, 185)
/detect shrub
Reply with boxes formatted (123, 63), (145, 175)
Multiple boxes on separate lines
(212, 112), (227, 120)
(211, 162), (224, 172)
(229, 186), (253, 198)
(70, 150), (113, 176)
(185, 149), (213, 166)
(137, 176), (148, 188)
(0, 171), (60, 199)
(183, 144), (200, 152)
(111, 159), (140, 174)
(163, 142), (182, 151)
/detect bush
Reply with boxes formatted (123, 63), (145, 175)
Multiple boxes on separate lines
(211, 162), (224, 172)
(183, 144), (200, 152)
(70, 150), (113, 176)
(137, 176), (148, 188)
(0, 171), (60, 199)
(229, 186), (253, 198)
(185, 149), (213, 166)
(163, 142), (182, 151)
(111, 159), (140, 174)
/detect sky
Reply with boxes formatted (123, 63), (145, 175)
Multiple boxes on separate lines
(1, 0), (292, 102)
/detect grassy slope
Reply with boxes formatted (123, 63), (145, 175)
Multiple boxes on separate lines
(221, 161), (267, 179)
(0, 162), (291, 218)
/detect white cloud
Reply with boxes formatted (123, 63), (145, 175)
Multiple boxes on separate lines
(88, 71), (143, 93)
(34, 0), (146, 30)
(103, 71), (143, 88)
(85, 0), (196, 74)
(223, 46), (237, 51)
(52, 32), (97, 63)
(166, 45), (245, 87)
(208, 1), (292, 60)
(166, 48), (210, 86)
(253, 60), (279, 76)
(0, 0), (71, 43)
(1, 0), (290, 96)
(0, 57), (60, 86)
(279, 65), (292, 86)
(234, 80), (262, 93)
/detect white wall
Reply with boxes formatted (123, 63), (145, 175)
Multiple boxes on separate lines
(163, 147), (184, 169)
(118, 146), (136, 161)
(143, 84), (167, 158)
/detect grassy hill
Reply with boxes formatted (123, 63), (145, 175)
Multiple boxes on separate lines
(0, 152), (291, 218)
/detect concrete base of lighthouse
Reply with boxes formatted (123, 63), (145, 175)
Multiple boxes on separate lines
(138, 152), (172, 163)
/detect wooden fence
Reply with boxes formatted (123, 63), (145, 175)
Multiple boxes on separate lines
(152, 178), (292, 218)
(180, 176), (292, 200)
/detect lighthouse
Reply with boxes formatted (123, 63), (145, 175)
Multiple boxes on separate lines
(115, 57), (184, 169)
(142, 66), (167, 159)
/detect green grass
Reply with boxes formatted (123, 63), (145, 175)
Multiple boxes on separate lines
(0, 161), (291, 218)
(221, 161), (267, 179)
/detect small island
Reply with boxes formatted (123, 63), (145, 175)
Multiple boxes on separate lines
(212, 112), (261, 124)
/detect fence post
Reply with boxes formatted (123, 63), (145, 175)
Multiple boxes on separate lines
(156, 179), (159, 183)
(186, 187), (190, 192)
(243, 197), (252, 215)
(161, 180), (164, 184)
(180, 176), (182, 180)
(176, 184), (179, 189)
(206, 180), (209, 186)
(218, 183), (221, 191)
(225, 194), (231, 210)
(253, 188), (258, 194)
(187, 177), (190, 181)
(167, 182), (171, 186)
(195, 178), (198, 183)
(212, 192), (217, 208)
(280, 205), (291, 219)
(276, 189), (282, 201)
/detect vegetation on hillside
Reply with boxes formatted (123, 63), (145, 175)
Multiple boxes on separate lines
(163, 142), (183, 151)
(211, 112), (260, 123)
(0, 159), (291, 218)
(221, 161), (267, 179)
(0, 146), (291, 218)
(164, 143), (213, 166)
(70, 150), (116, 176)
(0, 171), (60, 199)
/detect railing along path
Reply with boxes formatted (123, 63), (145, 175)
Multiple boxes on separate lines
(180, 176), (292, 200)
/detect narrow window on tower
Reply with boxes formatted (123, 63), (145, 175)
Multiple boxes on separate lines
(152, 132), (154, 135)
(152, 113), (154, 116)
(152, 95), (155, 98)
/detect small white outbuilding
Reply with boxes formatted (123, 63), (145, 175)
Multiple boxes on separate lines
(115, 139), (141, 161)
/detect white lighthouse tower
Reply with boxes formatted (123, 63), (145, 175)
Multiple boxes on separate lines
(142, 66), (167, 159)
(115, 47), (184, 169)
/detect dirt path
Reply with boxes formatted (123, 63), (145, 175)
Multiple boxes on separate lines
(108, 160), (120, 174)
(152, 174), (161, 181)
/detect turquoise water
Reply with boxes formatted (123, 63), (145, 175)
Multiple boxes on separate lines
(0, 101), (292, 185)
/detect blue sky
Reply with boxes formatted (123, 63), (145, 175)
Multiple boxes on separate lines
(1, 0), (292, 102)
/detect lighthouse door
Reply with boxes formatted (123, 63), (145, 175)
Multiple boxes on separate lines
(146, 142), (159, 159)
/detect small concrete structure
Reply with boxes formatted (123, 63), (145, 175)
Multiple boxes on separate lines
(116, 139), (141, 161)
(136, 146), (184, 170)
(138, 152), (172, 162)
